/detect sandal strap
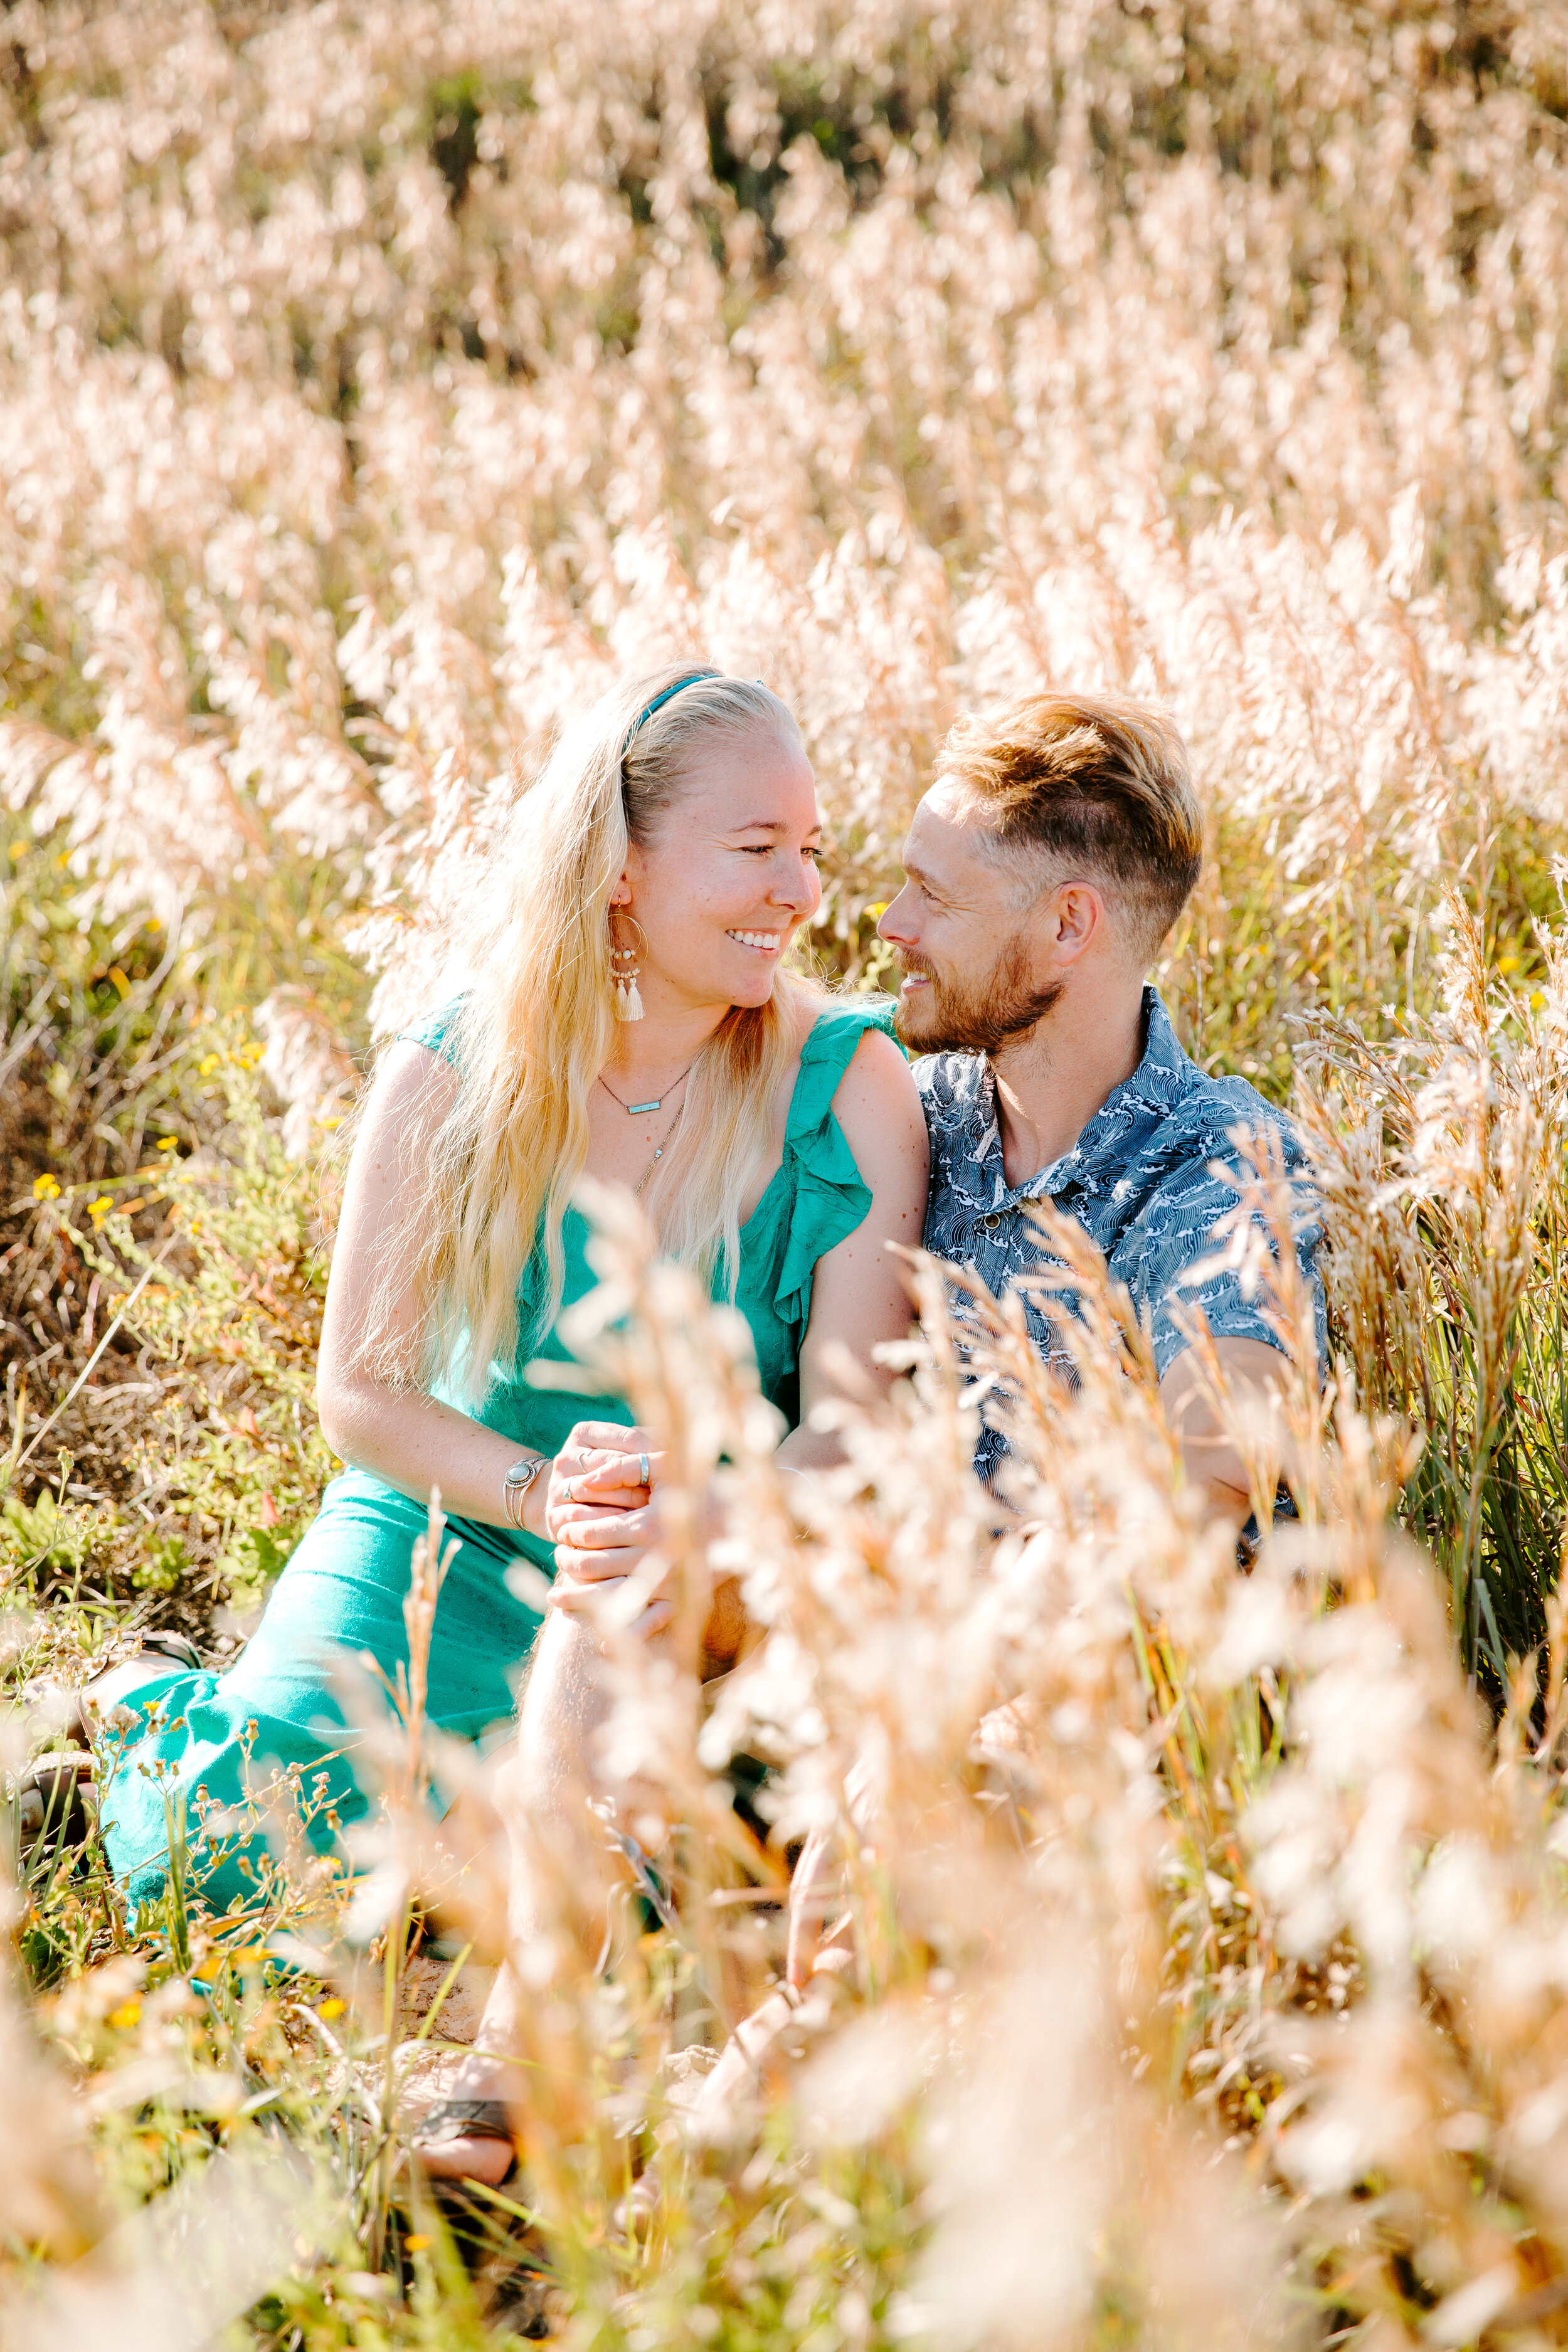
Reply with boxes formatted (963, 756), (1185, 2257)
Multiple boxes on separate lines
(20, 1754), (97, 1791)
(140, 1631), (203, 1672)
(17, 1753), (99, 1855)
(416, 2096), (516, 2148)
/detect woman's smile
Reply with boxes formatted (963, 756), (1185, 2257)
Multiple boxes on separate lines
(726, 926), (787, 952)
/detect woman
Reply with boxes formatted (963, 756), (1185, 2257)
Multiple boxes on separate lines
(93, 666), (927, 2000)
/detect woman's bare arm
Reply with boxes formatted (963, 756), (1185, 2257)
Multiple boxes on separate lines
(317, 1039), (566, 1541)
(780, 1025), (928, 1469)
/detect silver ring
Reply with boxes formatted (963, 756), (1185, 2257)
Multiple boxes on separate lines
(638, 1452), (650, 1487)
(564, 1477), (576, 1505)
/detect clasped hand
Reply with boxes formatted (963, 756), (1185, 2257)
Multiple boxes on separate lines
(543, 1419), (671, 1638)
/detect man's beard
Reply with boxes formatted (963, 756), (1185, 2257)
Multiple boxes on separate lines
(893, 934), (1064, 1057)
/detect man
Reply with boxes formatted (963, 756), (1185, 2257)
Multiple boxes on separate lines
(877, 689), (1325, 1522)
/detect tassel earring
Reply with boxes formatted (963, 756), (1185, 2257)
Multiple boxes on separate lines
(610, 920), (644, 1022)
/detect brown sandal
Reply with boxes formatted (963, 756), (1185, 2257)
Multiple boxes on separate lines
(408, 2099), (542, 2318)
(16, 1752), (98, 1862)
(417, 2096), (516, 2148)
(63, 1629), (204, 1745)
(414, 2096), (519, 2183)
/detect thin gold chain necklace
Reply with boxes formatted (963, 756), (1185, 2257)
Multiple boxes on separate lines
(597, 1057), (697, 1116)
(596, 1065), (696, 1194)
(633, 1098), (687, 1194)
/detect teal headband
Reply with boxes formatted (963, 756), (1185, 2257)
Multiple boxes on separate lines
(622, 669), (715, 756)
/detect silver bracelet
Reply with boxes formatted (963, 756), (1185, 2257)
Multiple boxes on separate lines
(502, 1454), (548, 1530)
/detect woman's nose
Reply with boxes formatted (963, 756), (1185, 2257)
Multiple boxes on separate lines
(767, 858), (818, 914)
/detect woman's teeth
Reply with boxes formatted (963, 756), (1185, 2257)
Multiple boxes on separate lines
(728, 930), (782, 950)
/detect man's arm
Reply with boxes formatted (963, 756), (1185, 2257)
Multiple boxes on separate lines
(1158, 1335), (1294, 1526)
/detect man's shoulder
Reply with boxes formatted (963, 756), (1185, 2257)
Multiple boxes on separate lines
(1151, 1061), (1308, 1177)
(913, 1049), (988, 1123)
(1136, 995), (1296, 1148)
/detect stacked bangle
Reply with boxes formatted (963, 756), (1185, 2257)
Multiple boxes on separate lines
(502, 1454), (548, 1531)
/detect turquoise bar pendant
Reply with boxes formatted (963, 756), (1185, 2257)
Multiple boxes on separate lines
(628, 1098), (661, 1115)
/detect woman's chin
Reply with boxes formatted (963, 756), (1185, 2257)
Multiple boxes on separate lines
(721, 958), (785, 1007)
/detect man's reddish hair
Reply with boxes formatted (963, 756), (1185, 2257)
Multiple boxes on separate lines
(941, 691), (1202, 954)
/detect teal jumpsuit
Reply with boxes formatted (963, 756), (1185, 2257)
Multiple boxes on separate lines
(100, 1000), (893, 1917)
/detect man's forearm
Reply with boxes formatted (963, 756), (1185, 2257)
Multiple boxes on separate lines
(1159, 1337), (1297, 1529)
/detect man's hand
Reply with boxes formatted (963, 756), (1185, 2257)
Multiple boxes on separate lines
(1158, 1337), (1295, 1527)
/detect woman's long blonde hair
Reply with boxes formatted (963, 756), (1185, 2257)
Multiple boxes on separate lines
(383, 665), (825, 1404)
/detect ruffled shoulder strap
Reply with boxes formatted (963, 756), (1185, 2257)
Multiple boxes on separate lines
(775, 997), (902, 1339)
(397, 993), (469, 1069)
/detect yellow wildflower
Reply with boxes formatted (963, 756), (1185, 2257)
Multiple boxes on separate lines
(32, 1173), (61, 1200)
(88, 1195), (114, 1226)
(317, 1997), (346, 2020)
(107, 1999), (142, 2029)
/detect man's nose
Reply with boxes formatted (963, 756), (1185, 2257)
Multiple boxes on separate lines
(877, 883), (916, 944)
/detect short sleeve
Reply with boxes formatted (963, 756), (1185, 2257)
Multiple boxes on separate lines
(1142, 1118), (1327, 1377)
(397, 995), (469, 1069)
(774, 999), (901, 1341)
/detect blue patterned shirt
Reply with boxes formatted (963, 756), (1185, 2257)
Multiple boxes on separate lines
(916, 988), (1326, 1484)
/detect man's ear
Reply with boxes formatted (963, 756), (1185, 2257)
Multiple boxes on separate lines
(1042, 879), (1104, 965)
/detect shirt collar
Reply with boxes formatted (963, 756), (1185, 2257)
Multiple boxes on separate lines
(967, 987), (1196, 1204)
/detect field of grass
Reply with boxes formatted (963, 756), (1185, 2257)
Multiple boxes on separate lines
(3, 3), (1568, 2343)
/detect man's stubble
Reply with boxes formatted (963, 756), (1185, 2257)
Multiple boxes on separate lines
(892, 931), (1064, 1058)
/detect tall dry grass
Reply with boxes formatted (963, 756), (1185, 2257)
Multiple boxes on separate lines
(3, 1), (1568, 2343)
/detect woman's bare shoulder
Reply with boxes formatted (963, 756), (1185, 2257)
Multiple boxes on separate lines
(832, 1024), (928, 1177)
(349, 1034), (458, 1166)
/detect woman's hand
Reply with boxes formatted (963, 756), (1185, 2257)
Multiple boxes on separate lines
(550, 1493), (664, 1587)
(549, 1499), (672, 1637)
(543, 1422), (738, 1650)
(543, 1421), (669, 1637)
(543, 1421), (664, 1541)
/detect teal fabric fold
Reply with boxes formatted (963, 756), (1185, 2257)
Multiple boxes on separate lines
(773, 998), (899, 1341)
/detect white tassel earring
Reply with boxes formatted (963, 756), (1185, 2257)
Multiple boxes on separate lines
(610, 918), (644, 1022)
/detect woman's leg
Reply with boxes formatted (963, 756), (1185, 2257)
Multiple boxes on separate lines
(418, 1611), (618, 2184)
(418, 1585), (752, 2183)
(99, 1476), (539, 1918)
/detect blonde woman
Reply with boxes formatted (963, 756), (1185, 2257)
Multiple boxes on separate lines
(93, 668), (926, 2010)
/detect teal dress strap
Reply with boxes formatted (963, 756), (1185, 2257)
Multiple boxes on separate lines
(774, 997), (900, 1336)
(398, 995), (467, 1066)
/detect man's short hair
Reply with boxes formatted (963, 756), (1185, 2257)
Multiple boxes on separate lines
(940, 691), (1203, 958)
